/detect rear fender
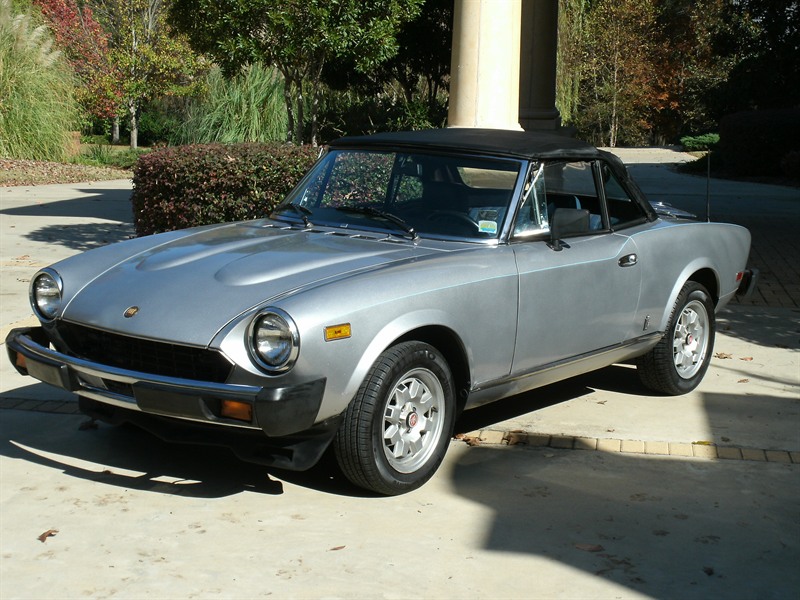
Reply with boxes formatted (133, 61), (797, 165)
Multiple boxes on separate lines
(656, 260), (719, 332)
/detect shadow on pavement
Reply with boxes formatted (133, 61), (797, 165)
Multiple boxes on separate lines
(450, 442), (799, 598)
(717, 306), (800, 350)
(0, 411), (284, 498)
(0, 409), (366, 499)
(24, 222), (134, 252)
(456, 375), (598, 434)
(0, 187), (133, 220)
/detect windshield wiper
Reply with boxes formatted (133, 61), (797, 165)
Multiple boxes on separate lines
(334, 206), (418, 240)
(274, 203), (313, 227)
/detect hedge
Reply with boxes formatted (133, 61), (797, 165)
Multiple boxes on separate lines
(680, 133), (719, 152)
(131, 143), (319, 236)
(718, 109), (800, 178)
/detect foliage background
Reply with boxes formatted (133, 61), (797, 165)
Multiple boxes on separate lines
(0, 0), (80, 161)
(2, 0), (798, 182)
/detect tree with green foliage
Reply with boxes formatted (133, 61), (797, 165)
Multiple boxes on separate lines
(169, 0), (424, 145)
(709, 0), (799, 115)
(558, 0), (748, 144)
(576, 0), (659, 146)
(556, 0), (588, 126)
(0, 0), (80, 161)
(89, 0), (201, 149)
(321, 0), (451, 134)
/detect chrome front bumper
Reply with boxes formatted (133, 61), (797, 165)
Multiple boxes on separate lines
(6, 327), (325, 439)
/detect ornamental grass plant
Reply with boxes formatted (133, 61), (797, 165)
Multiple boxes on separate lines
(0, 0), (80, 162)
(176, 63), (287, 145)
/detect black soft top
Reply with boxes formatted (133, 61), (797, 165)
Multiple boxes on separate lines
(330, 128), (652, 216)
(331, 128), (607, 162)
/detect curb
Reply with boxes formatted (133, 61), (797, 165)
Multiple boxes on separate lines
(459, 429), (800, 465)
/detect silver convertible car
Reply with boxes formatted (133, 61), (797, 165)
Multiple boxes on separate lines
(7, 129), (756, 495)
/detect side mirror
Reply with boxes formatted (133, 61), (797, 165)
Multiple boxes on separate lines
(549, 208), (590, 251)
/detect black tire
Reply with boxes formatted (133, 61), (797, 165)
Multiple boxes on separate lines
(636, 281), (715, 395)
(334, 341), (456, 495)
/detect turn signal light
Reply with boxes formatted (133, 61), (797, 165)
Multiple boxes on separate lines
(324, 323), (351, 341)
(15, 353), (27, 370)
(221, 400), (253, 422)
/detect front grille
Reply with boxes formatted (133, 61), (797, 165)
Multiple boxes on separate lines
(54, 322), (233, 383)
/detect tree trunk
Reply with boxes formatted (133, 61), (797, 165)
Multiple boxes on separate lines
(128, 101), (138, 150)
(283, 81), (296, 143)
(295, 86), (304, 145)
(112, 116), (120, 144)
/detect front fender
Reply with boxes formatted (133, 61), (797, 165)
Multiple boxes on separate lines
(340, 308), (468, 410)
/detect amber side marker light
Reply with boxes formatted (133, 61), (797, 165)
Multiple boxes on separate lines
(15, 353), (27, 370)
(324, 323), (351, 342)
(221, 400), (253, 422)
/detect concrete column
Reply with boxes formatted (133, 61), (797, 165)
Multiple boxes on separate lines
(447, 0), (522, 130)
(519, 0), (561, 130)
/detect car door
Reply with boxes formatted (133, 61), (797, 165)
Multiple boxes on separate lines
(510, 159), (644, 374)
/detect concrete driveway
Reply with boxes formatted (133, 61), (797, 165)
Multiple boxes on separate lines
(1, 155), (798, 599)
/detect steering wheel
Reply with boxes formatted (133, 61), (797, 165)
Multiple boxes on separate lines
(426, 211), (481, 233)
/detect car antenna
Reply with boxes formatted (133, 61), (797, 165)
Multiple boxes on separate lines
(705, 147), (712, 222)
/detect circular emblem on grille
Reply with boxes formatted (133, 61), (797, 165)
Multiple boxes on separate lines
(123, 306), (140, 318)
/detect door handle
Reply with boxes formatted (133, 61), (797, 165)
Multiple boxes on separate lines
(618, 253), (638, 267)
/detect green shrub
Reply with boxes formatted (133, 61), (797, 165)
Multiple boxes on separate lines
(318, 91), (447, 141)
(680, 133), (720, 152)
(81, 133), (110, 145)
(719, 109), (800, 177)
(131, 143), (318, 236)
(137, 108), (181, 147)
(0, 0), (80, 161)
(72, 145), (148, 170)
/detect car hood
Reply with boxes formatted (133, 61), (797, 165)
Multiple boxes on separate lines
(60, 221), (436, 346)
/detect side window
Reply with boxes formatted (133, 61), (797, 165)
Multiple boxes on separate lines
(395, 176), (423, 204)
(600, 162), (646, 227)
(543, 160), (605, 232)
(393, 156), (424, 206)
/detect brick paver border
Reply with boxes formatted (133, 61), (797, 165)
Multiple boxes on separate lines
(3, 398), (797, 466)
(461, 429), (800, 465)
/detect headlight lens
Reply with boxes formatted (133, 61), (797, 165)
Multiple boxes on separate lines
(31, 270), (62, 320)
(250, 309), (299, 372)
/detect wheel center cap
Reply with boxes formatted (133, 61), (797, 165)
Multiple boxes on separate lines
(407, 412), (419, 428)
(686, 334), (694, 345)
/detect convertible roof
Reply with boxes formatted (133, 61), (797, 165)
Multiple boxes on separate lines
(330, 128), (606, 161)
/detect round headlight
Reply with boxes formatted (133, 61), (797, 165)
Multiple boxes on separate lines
(31, 270), (62, 320)
(250, 309), (299, 372)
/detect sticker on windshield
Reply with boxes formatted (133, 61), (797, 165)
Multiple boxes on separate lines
(478, 220), (498, 235)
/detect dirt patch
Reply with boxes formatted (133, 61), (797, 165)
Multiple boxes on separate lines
(0, 159), (130, 187)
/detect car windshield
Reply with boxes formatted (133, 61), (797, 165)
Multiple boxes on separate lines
(275, 149), (523, 240)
